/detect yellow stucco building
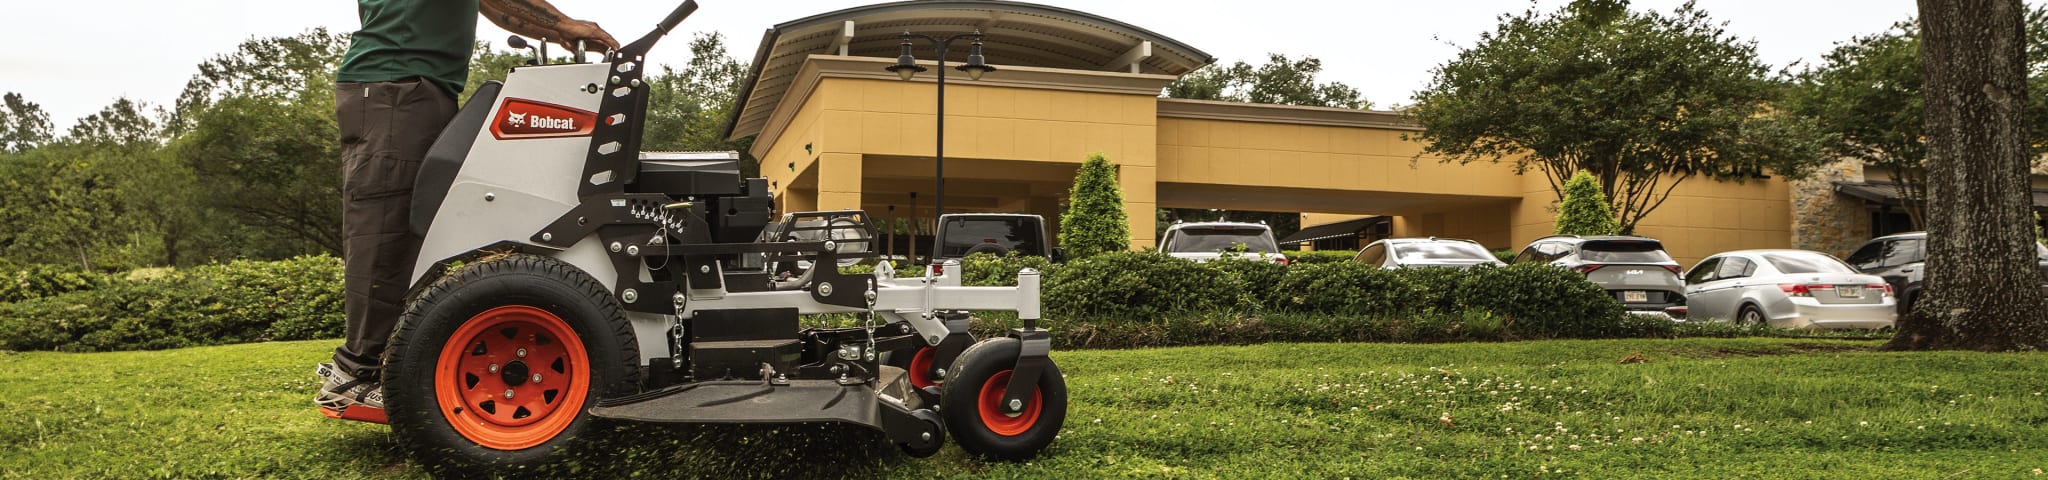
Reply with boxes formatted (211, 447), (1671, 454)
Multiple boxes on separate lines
(723, 1), (1797, 265)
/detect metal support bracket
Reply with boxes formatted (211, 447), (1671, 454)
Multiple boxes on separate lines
(878, 401), (944, 456)
(1001, 327), (1051, 413)
(931, 312), (974, 377)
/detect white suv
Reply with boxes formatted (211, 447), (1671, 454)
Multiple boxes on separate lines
(1159, 222), (1287, 264)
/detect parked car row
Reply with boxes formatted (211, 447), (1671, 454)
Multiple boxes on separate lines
(1340, 234), (1905, 330)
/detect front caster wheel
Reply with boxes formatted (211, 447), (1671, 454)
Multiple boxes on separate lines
(384, 254), (639, 477)
(939, 337), (1066, 461)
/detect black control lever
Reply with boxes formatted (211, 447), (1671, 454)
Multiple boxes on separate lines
(618, 0), (699, 58)
(506, 35), (540, 66)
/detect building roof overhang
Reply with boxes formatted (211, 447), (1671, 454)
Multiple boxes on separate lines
(724, 0), (1216, 141)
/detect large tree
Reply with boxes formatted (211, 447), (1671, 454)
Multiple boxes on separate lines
(1788, 9), (2048, 229)
(169, 30), (349, 258)
(1406, 0), (1824, 234)
(1892, 0), (2048, 351)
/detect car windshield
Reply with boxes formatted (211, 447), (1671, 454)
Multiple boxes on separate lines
(1762, 252), (1858, 274)
(1393, 242), (1496, 262)
(938, 217), (1043, 258)
(1578, 240), (1673, 263)
(1168, 227), (1278, 253)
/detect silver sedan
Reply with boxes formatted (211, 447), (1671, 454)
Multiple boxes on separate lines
(1682, 250), (1897, 329)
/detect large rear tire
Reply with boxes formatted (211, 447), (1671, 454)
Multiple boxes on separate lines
(385, 254), (639, 477)
(939, 337), (1066, 461)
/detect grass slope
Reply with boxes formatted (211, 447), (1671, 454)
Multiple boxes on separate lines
(2, 338), (2045, 479)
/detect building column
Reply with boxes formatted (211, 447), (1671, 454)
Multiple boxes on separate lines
(816, 153), (863, 211)
(1120, 165), (1157, 250)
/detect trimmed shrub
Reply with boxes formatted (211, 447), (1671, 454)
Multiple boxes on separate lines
(0, 256), (342, 352)
(1389, 266), (1465, 314)
(1282, 250), (1356, 265)
(1457, 263), (1627, 338)
(960, 252), (1056, 286)
(1058, 153), (1130, 258)
(1556, 170), (1618, 235)
(1206, 257), (1286, 309)
(1, 264), (108, 303)
(1273, 262), (1424, 316)
(1044, 252), (1244, 319)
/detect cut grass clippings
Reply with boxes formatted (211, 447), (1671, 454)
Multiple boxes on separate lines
(2, 337), (2045, 478)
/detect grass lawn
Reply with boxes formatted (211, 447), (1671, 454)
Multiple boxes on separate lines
(3, 337), (2045, 478)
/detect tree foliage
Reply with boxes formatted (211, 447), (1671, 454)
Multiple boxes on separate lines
(1060, 154), (1131, 258)
(1165, 53), (1369, 109)
(1, 93), (54, 153)
(1555, 171), (1619, 235)
(1786, 8), (2048, 229)
(0, 28), (758, 270)
(1405, 0), (1824, 234)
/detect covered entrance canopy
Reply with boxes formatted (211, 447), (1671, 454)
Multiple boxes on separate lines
(725, 0), (1215, 141)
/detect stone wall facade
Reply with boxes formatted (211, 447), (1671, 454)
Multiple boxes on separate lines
(1790, 159), (1871, 257)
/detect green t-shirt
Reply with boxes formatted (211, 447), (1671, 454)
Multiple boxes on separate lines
(336, 0), (479, 96)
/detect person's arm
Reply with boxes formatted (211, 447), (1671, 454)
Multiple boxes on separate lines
(480, 0), (620, 52)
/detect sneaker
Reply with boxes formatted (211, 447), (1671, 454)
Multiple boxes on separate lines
(315, 362), (385, 410)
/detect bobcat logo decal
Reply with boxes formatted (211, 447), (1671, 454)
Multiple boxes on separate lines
(490, 98), (596, 140)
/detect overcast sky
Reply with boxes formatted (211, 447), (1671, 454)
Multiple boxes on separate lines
(4, 0), (1918, 131)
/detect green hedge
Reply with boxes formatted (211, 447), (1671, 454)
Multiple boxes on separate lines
(1, 264), (109, 303)
(0, 256), (342, 352)
(1282, 250), (1356, 265)
(5, 251), (1666, 352)
(1044, 252), (1248, 319)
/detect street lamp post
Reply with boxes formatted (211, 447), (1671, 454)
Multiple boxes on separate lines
(886, 31), (995, 260)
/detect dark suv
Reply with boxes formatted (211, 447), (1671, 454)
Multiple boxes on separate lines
(1513, 235), (1686, 316)
(1845, 231), (2048, 313)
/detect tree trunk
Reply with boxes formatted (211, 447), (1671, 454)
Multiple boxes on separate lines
(1890, 0), (2048, 350)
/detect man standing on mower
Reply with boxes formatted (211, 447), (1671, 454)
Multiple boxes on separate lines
(315, 0), (618, 413)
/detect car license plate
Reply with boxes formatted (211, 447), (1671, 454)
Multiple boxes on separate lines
(1623, 291), (1648, 303)
(1838, 285), (1862, 298)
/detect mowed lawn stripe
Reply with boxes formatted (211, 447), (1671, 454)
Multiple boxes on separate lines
(1, 338), (2043, 478)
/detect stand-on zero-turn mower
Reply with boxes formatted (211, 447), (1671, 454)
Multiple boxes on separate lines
(317, 1), (1066, 473)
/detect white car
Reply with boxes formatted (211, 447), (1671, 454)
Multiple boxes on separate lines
(1356, 237), (1505, 269)
(1683, 249), (1897, 329)
(1159, 222), (1287, 264)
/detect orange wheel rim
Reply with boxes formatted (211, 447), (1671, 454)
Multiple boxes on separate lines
(976, 370), (1043, 437)
(433, 305), (590, 451)
(907, 347), (938, 389)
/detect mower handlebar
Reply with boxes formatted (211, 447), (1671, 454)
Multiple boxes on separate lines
(618, 0), (699, 58)
(656, 0), (699, 36)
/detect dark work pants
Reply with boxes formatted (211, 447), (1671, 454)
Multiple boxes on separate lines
(332, 78), (457, 380)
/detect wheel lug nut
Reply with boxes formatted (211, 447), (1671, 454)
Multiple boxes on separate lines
(532, 374), (543, 383)
(504, 389), (515, 399)
(488, 364), (500, 373)
(1008, 399), (1023, 411)
(516, 348), (528, 358)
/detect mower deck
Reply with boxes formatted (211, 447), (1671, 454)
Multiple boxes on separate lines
(589, 369), (917, 428)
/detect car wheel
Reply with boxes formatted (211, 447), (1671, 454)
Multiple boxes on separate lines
(1737, 304), (1767, 327)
